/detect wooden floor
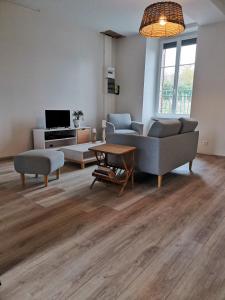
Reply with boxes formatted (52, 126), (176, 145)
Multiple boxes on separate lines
(0, 155), (225, 300)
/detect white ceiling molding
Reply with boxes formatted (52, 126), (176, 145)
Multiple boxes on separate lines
(4, 0), (40, 12)
(211, 0), (225, 15)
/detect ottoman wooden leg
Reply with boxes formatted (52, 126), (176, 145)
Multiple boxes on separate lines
(44, 175), (48, 187)
(20, 174), (25, 187)
(56, 169), (60, 180)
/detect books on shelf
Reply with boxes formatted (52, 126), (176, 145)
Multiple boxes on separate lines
(93, 166), (116, 179)
(92, 166), (127, 184)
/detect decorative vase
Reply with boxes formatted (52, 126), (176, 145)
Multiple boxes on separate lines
(102, 126), (106, 142)
(92, 128), (97, 143)
(73, 119), (80, 128)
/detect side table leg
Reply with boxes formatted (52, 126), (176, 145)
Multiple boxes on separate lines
(119, 182), (127, 197)
(90, 178), (97, 190)
(131, 152), (135, 188)
(131, 170), (134, 188)
(118, 155), (130, 196)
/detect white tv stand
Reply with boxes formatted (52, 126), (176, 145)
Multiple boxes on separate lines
(33, 127), (91, 149)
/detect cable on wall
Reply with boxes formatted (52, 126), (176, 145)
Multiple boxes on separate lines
(3, 0), (40, 12)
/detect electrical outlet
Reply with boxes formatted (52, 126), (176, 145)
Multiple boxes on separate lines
(200, 140), (208, 146)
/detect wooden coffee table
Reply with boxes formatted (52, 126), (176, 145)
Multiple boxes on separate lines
(89, 144), (136, 196)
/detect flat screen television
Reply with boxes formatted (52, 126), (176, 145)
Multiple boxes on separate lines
(45, 110), (70, 129)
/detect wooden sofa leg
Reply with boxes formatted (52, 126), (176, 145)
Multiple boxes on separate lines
(44, 175), (48, 187)
(189, 160), (193, 172)
(56, 168), (60, 180)
(158, 175), (163, 188)
(20, 174), (25, 187)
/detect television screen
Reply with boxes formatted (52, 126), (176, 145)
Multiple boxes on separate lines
(45, 110), (70, 129)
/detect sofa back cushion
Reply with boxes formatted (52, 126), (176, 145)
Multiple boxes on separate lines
(179, 118), (198, 133)
(148, 119), (181, 138)
(108, 113), (132, 129)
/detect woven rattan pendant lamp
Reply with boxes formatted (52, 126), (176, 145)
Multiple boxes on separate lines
(139, 1), (185, 38)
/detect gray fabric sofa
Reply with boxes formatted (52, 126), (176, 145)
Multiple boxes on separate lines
(106, 118), (199, 188)
(106, 113), (144, 136)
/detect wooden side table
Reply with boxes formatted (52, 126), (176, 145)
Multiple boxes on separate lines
(89, 144), (136, 196)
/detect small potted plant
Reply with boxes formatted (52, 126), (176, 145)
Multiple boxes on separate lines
(72, 110), (84, 128)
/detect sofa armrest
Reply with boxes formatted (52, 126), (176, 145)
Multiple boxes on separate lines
(106, 121), (115, 135)
(131, 121), (144, 135)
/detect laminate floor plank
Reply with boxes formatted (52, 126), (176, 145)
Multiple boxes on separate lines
(0, 156), (225, 300)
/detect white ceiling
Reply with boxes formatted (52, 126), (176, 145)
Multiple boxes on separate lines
(5, 0), (225, 35)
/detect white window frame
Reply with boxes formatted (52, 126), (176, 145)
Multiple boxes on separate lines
(155, 32), (198, 118)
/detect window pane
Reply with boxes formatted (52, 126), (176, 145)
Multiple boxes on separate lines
(181, 38), (197, 47)
(163, 42), (177, 49)
(180, 44), (196, 65)
(159, 67), (175, 114)
(157, 36), (197, 116)
(176, 65), (195, 115)
(162, 47), (177, 67)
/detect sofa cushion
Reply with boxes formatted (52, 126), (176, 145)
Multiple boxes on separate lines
(108, 113), (132, 129)
(179, 118), (198, 133)
(148, 119), (181, 138)
(115, 129), (138, 135)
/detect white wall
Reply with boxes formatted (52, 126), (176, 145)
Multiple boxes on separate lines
(115, 35), (146, 121)
(0, 2), (107, 158)
(1, 1), (225, 158)
(142, 38), (160, 134)
(191, 22), (225, 156)
(115, 35), (159, 132)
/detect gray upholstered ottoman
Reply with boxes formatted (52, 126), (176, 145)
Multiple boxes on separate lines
(14, 150), (64, 187)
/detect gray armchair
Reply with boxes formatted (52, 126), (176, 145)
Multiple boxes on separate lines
(106, 113), (144, 136)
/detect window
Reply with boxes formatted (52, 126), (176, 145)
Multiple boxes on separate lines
(156, 35), (197, 116)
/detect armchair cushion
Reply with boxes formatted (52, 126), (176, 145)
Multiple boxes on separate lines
(148, 119), (181, 138)
(108, 113), (132, 129)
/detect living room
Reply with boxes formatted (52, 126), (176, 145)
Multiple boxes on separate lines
(1, 0), (225, 299)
